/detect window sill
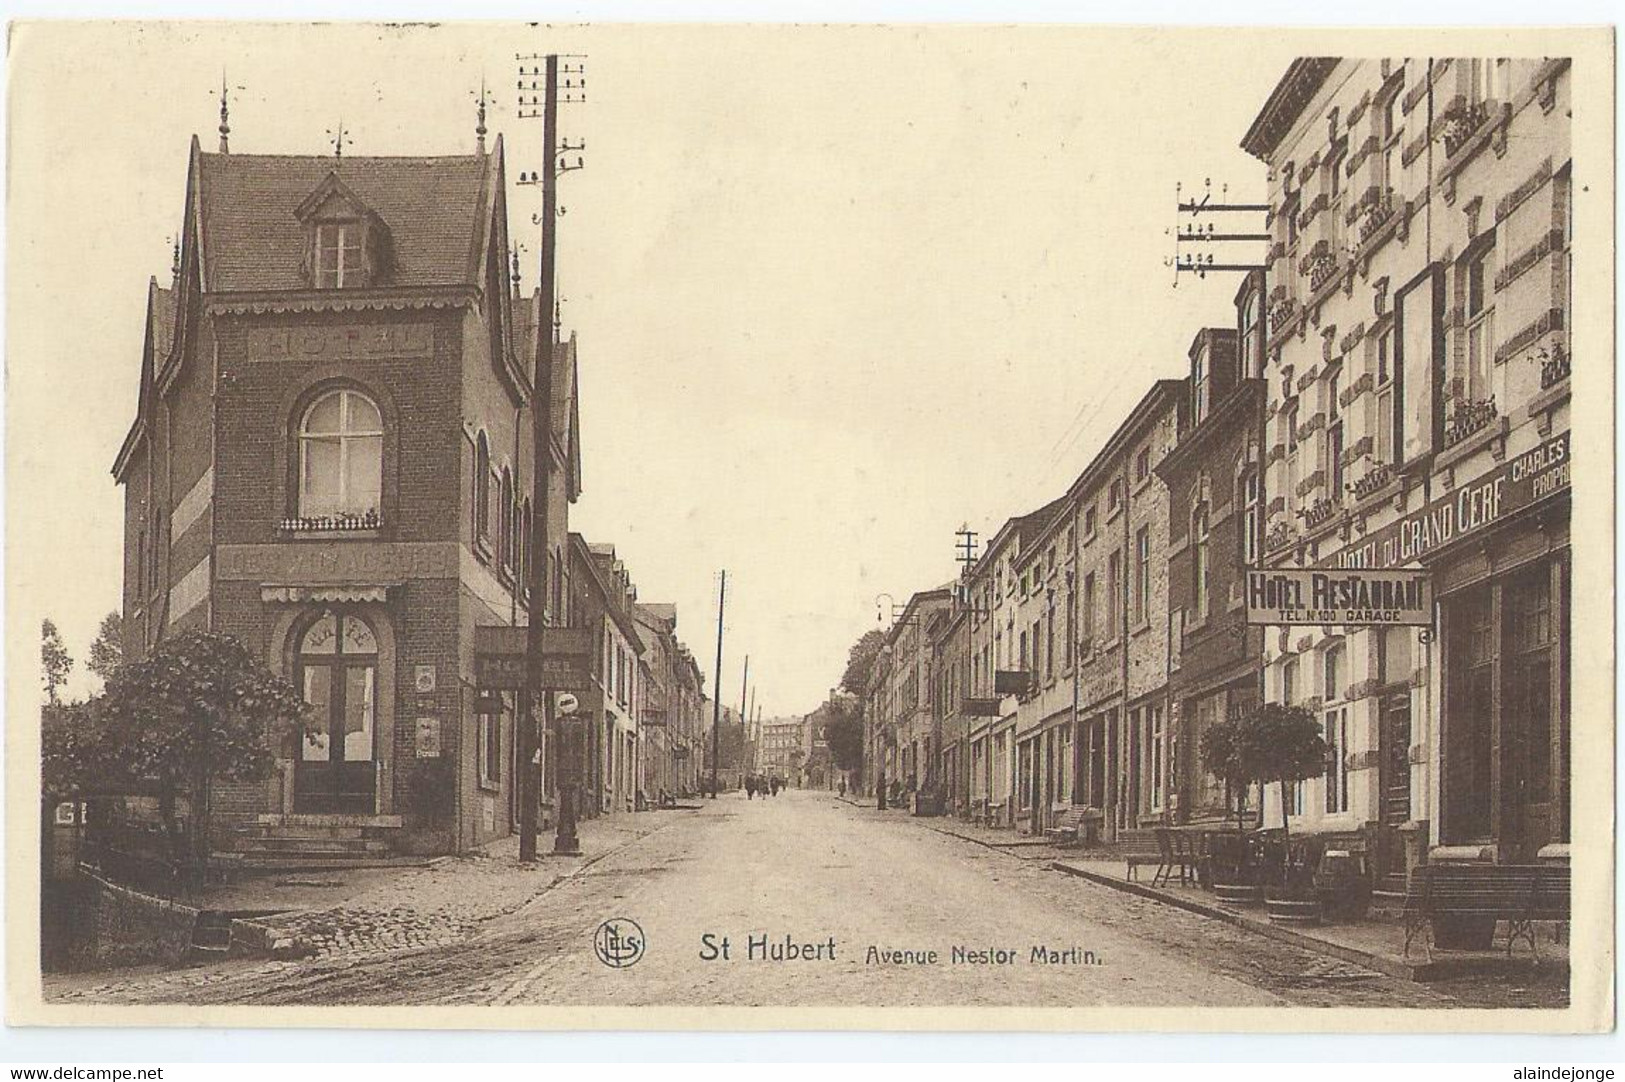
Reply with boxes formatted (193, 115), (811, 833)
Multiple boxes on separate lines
(477, 777), (502, 794)
(278, 528), (384, 542)
(473, 537), (494, 563)
(1130, 619), (1152, 639)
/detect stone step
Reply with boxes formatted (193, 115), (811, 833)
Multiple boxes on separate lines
(242, 825), (367, 841)
(241, 837), (391, 854)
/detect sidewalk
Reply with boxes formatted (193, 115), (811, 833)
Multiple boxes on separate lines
(229, 807), (695, 960)
(1051, 855), (1569, 982)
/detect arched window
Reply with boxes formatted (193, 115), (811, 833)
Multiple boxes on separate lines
(474, 433), (491, 542)
(1240, 291), (1261, 378)
(499, 467), (514, 571)
(1192, 502), (1211, 620)
(519, 497), (532, 592)
(299, 389), (382, 521)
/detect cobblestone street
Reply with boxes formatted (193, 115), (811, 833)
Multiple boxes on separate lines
(45, 791), (1561, 1009)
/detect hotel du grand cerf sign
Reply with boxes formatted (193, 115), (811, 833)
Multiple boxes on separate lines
(1247, 431), (1570, 628)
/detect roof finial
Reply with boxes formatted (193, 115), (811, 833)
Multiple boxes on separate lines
(218, 70), (231, 153)
(327, 119), (351, 161)
(476, 78), (489, 153)
(510, 245), (521, 298)
(553, 299), (562, 343)
(171, 235), (181, 284)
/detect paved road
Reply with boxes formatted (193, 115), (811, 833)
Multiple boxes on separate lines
(49, 790), (1536, 1008)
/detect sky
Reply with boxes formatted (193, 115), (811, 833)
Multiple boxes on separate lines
(8, 22), (1286, 714)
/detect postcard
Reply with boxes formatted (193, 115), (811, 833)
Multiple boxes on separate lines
(6, 21), (1613, 1032)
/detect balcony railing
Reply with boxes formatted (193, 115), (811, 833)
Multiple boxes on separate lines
(1438, 101), (1491, 158)
(278, 509), (382, 533)
(1539, 344), (1571, 390)
(1299, 496), (1339, 530)
(1349, 462), (1393, 501)
(1264, 519), (1298, 553)
(1356, 191), (1396, 246)
(1443, 396), (1499, 448)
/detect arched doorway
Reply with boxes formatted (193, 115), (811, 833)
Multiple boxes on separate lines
(293, 611), (379, 814)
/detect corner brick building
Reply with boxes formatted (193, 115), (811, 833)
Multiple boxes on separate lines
(112, 130), (578, 857)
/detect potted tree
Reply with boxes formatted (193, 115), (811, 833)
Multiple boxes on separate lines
(1231, 702), (1330, 926)
(1199, 715), (1262, 907)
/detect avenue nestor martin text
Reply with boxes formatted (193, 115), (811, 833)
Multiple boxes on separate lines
(697, 933), (1100, 966)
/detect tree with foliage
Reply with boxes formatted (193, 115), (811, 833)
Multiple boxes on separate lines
(1226, 702), (1328, 891)
(839, 629), (885, 695)
(41, 619), (73, 704)
(87, 611), (125, 684)
(42, 698), (122, 800)
(1198, 715), (1253, 839)
(824, 696), (864, 773)
(99, 628), (309, 885)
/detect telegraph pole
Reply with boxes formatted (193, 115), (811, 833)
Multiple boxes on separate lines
(709, 571), (726, 799)
(516, 54), (562, 864)
(514, 50), (586, 862)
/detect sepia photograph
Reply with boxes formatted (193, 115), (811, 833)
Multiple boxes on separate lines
(5, 21), (1612, 1033)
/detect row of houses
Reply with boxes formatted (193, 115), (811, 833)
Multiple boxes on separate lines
(863, 56), (1574, 887)
(750, 708), (835, 788)
(111, 121), (713, 860)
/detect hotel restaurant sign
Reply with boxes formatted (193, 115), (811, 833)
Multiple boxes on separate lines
(1247, 569), (1432, 627)
(1246, 431), (1570, 627)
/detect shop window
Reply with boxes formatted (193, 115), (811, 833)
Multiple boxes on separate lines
(298, 389), (383, 520)
(479, 698), (504, 788)
(1447, 586), (1496, 840)
(1507, 567), (1555, 807)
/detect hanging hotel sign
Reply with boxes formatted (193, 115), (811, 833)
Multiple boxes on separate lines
(1246, 568), (1433, 627)
(1330, 431), (1570, 570)
(474, 625), (596, 692)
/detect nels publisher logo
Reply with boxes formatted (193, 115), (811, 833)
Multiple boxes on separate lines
(593, 918), (646, 969)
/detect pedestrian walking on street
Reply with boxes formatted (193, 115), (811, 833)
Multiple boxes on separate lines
(746, 776), (756, 800)
(838, 777), (847, 798)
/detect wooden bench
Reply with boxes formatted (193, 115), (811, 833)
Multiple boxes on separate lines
(1120, 829), (1163, 882)
(1402, 863), (1571, 962)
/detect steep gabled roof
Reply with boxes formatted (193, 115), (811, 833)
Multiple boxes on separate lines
(552, 333), (583, 500)
(196, 149), (489, 292)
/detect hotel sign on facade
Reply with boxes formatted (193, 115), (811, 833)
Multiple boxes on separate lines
(1332, 432), (1571, 570)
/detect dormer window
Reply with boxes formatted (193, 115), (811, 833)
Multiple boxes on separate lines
(295, 171), (391, 291)
(316, 222), (366, 288)
(1192, 346), (1211, 424)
